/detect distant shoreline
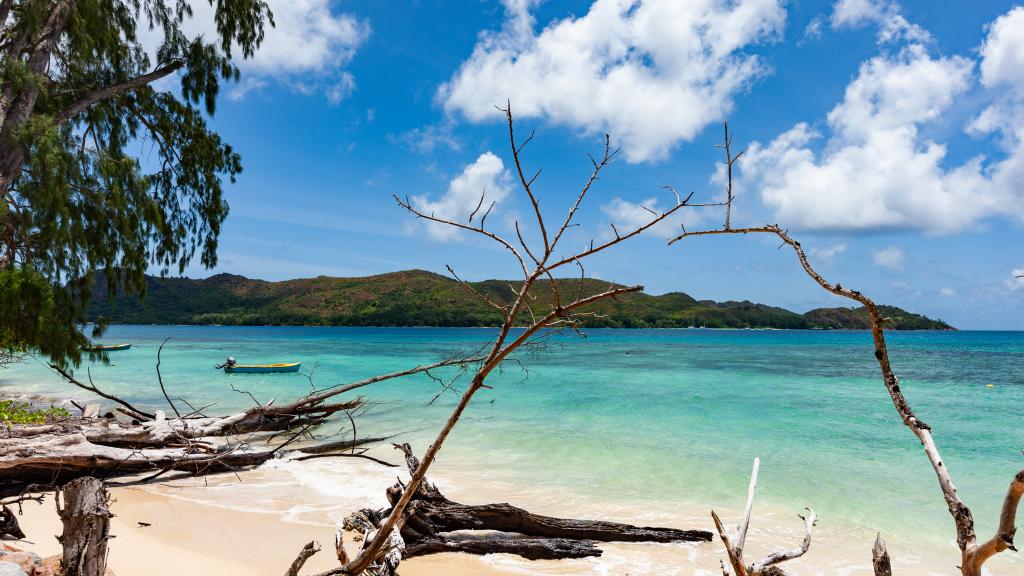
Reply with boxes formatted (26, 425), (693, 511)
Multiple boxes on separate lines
(88, 322), (959, 331)
(88, 270), (955, 330)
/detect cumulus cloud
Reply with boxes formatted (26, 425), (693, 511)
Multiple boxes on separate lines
(1008, 268), (1024, 291)
(968, 7), (1024, 220)
(410, 153), (513, 241)
(872, 246), (905, 270)
(734, 5), (1024, 234)
(830, 0), (929, 44)
(439, 0), (787, 163)
(141, 0), (369, 102)
(737, 45), (1008, 232)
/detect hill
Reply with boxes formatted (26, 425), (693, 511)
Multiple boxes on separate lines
(88, 270), (954, 330)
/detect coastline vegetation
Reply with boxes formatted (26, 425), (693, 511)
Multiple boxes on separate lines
(88, 270), (953, 330)
(0, 399), (70, 425)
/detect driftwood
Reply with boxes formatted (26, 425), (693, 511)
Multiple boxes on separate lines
(57, 477), (112, 576)
(0, 402), (380, 497)
(710, 458), (816, 576)
(1, 353), (483, 499)
(0, 504), (25, 539)
(872, 533), (892, 576)
(317, 443), (711, 575)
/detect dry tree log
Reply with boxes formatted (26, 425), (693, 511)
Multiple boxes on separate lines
(872, 533), (893, 576)
(670, 122), (1024, 575)
(295, 105), (720, 574)
(318, 444), (710, 576)
(56, 477), (112, 576)
(2, 354), (481, 498)
(711, 458), (816, 576)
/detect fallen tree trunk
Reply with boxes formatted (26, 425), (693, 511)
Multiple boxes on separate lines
(329, 444), (712, 575)
(0, 422), (385, 497)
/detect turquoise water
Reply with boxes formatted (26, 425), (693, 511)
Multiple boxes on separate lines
(4, 326), (1024, 569)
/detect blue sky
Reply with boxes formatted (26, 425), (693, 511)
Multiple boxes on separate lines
(162, 0), (1024, 329)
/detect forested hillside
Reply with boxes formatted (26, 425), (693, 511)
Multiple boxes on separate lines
(88, 270), (954, 330)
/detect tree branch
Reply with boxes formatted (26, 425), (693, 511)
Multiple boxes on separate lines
(54, 61), (183, 124)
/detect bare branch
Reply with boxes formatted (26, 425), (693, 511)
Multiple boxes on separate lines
(155, 338), (181, 418)
(394, 193), (529, 278)
(48, 364), (154, 421)
(284, 541), (321, 576)
(749, 508), (816, 573)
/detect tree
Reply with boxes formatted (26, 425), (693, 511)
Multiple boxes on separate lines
(0, 0), (273, 367)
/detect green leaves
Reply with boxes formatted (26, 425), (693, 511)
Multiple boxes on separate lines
(0, 0), (272, 366)
(0, 399), (71, 425)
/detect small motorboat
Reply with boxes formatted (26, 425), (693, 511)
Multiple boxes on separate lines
(84, 343), (131, 352)
(216, 357), (301, 373)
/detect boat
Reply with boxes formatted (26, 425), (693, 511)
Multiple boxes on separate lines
(84, 343), (131, 352)
(223, 362), (301, 374)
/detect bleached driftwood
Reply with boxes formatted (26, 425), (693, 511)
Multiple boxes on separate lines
(711, 458), (816, 576)
(308, 443), (711, 576)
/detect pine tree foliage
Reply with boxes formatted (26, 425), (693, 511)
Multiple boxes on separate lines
(0, 0), (272, 366)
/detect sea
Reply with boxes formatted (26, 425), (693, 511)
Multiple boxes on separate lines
(3, 326), (1023, 574)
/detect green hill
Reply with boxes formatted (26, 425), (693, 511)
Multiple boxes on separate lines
(88, 270), (954, 330)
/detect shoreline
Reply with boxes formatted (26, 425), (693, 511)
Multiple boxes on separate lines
(9, 452), (1012, 575)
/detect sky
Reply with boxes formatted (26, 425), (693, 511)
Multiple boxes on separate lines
(156, 0), (1024, 329)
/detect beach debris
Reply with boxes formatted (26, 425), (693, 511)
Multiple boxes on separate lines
(329, 443), (712, 576)
(710, 458), (816, 576)
(0, 507), (24, 540)
(872, 533), (892, 576)
(56, 478), (111, 576)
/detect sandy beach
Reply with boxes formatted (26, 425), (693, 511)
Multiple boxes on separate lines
(12, 486), (517, 576)
(8, 452), (1013, 576)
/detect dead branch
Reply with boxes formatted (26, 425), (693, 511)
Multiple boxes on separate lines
(50, 364), (154, 421)
(711, 458), (815, 576)
(320, 444), (710, 576)
(669, 122), (1024, 576)
(327, 108), (708, 574)
(873, 533), (893, 576)
(286, 541), (322, 576)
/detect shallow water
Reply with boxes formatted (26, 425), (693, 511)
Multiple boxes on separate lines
(4, 326), (1024, 572)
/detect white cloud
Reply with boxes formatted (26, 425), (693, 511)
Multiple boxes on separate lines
(440, 0), (787, 163)
(830, 0), (929, 44)
(872, 246), (905, 270)
(1007, 268), (1024, 291)
(735, 6), (1024, 234)
(141, 0), (369, 102)
(601, 195), (703, 240)
(391, 123), (462, 154)
(737, 43), (1011, 233)
(410, 153), (513, 241)
(808, 242), (848, 263)
(939, 286), (956, 296)
(968, 7), (1024, 222)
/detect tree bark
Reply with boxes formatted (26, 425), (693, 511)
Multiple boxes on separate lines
(327, 443), (712, 576)
(57, 477), (111, 576)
